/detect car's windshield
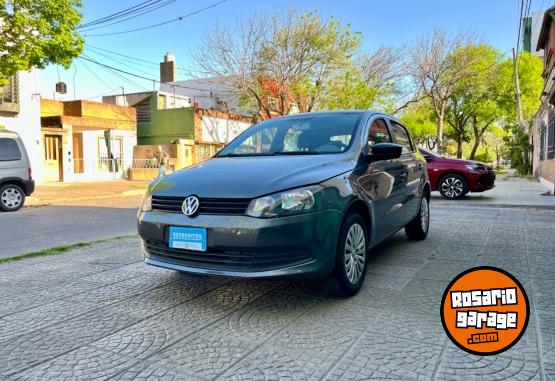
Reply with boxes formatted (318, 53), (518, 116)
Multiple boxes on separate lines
(217, 113), (362, 157)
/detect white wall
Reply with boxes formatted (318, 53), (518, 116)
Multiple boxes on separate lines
(201, 116), (251, 144)
(0, 70), (44, 183)
(69, 129), (136, 182)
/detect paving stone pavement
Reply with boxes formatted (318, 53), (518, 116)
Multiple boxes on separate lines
(1, 204), (554, 380)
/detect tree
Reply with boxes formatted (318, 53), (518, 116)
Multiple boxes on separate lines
(399, 100), (437, 149)
(0, 0), (84, 85)
(192, 10), (361, 120)
(498, 52), (543, 174)
(319, 47), (403, 110)
(485, 126), (508, 168)
(407, 29), (478, 153)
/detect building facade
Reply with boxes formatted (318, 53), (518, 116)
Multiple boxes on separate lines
(40, 99), (137, 182)
(0, 70), (44, 184)
(534, 7), (555, 193)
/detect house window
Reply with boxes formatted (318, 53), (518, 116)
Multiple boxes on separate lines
(540, 125), (546, 161)
(98, 136), (124, 172)
(0, 74), (19, 104)
(548, 118), (555, 160)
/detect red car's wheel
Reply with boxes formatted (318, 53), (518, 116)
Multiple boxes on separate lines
(438, 174), (468, 200)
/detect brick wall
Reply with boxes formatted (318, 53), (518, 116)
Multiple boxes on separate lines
(538, 159), (555, 185)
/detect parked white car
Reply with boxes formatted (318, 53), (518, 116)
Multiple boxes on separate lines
(0, 130), (35, 212)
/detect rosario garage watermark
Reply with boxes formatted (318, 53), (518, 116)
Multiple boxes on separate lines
(440, 267), (529, 356)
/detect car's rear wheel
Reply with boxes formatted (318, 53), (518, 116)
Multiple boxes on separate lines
(0, 184), (25, 212)
(438, 174), (468, 200)
(321, 213), (368, 297)
(405, 193), (430, 240)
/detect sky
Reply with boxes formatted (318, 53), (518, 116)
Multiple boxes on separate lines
(41, 0), (551, 101)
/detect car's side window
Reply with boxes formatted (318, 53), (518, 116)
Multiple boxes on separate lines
(390, 121), (414, 154)
(0, 138), (22, 161)
(367, 118), (392, 148)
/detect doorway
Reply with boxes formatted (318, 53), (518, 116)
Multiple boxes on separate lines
(44, 135), (63, 182)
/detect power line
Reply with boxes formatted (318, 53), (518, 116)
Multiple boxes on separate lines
(86, 44), (189, 73)
(79, 55), (233, 93)
(77, 57), (118, 91)
(79, 0), (162, 29)
(85, 48), (159, 77)
(84, 0), (227, 37)
(79, 0), (177, 32)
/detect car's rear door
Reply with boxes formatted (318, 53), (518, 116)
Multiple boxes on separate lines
(0, 137), (25, 180)
(388, 119), (423, 224)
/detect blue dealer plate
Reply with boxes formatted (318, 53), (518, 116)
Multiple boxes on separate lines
(169, 227), (207, 252)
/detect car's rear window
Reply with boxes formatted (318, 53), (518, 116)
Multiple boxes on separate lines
(0, 138), (22, 161)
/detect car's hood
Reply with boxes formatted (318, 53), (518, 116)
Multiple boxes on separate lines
(151, 154), (357, 198)
(436, 157), (485, 167)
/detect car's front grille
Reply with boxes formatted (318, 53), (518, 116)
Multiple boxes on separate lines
(151, 196), (251, 215)
(143, 239), (312, 272)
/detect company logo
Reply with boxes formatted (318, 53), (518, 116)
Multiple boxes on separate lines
(182, 196), (200, 216)
(440, 266), (529, 356)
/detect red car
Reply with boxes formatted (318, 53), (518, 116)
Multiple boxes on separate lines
(419, 148), (496, 200)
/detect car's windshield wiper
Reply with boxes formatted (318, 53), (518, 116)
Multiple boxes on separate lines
(272, 151), (321, 155)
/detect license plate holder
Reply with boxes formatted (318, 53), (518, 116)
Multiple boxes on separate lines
(168, 227), (207, 252)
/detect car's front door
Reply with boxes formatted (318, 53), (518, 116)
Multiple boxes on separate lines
(388, 119), (424, 224)
(357, 117), (408, 242)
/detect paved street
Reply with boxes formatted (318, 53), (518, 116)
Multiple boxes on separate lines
(1, 202), (554, 380)
(0, 195), (142, 258)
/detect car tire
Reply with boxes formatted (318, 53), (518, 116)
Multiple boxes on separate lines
(321, 213), (369, 297)
(0, 184), (25, 212)
(405, 193), (430, 240)
(438, 174), (468, 200)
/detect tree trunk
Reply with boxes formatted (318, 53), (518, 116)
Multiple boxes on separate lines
(437, 105), (445, 154)
(469, 139), (480, 160)
(456, 135), (463, 159)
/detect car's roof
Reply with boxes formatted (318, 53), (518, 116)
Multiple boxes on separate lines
(0, 130), (21, 138)
(268, 110), (387, 121)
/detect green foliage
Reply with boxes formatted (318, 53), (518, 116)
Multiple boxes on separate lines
(399, 100), (437, 147)
(505, 124), (533, 175)
(0, 0), (84, 85)
(320, 69), (380, 110)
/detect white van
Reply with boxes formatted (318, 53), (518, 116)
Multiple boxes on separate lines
(0, 130), (35, 212)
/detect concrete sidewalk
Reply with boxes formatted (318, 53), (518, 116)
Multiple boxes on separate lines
(431, 175), (555, 209)
(26, 180), (149, 207)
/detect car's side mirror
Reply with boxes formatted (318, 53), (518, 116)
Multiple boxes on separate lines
(367, 143), (403, 161)
(424, 156), (432, 163)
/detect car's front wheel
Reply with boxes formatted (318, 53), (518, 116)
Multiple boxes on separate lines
(438, 174), (468, 200)
(321, 212), (368, 297)
(0, 184), (25, 212)
(405, 193), (429, 240)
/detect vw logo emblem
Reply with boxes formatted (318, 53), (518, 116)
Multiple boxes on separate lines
(182, 196), (200, 216)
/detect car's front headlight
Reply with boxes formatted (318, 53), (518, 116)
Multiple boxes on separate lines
(246, 185), (325, 218)
(139, 192), (152, 212)
(465, 164), (487, 173)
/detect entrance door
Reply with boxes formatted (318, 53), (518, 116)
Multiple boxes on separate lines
(44, 135), (63, 182)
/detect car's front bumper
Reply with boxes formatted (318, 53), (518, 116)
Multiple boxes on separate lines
(468, 170), (496, 192)
(137, 209), (343, 279)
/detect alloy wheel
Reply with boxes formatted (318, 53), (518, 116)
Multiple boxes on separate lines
(441, 177), (464, 198)
(420, 197), (429, 233)
(344, 223), (366, 284)
(1, 187), (22, 209)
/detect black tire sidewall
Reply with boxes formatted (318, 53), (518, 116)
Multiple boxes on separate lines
(0, 184), (25, 212)
(438, 174), (468, 200)
(333, 213), (369, 294)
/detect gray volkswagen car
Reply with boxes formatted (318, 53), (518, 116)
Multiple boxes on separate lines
(138, 111), (430, 296)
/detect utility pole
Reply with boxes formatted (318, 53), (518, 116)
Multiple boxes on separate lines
(512, 48), (525, 130)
